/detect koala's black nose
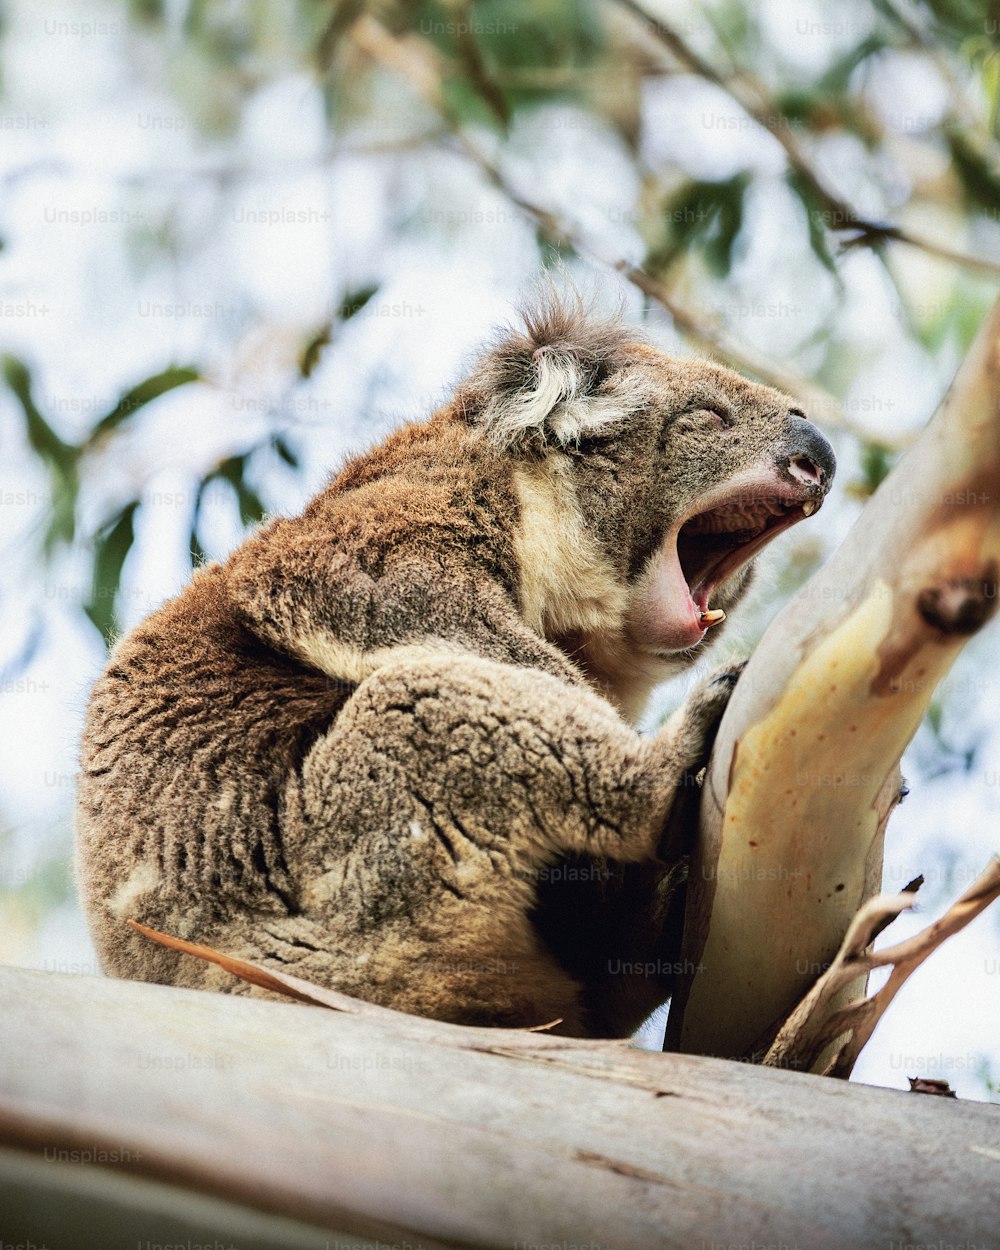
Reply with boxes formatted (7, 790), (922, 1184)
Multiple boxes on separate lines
(780, 415), (836, 491)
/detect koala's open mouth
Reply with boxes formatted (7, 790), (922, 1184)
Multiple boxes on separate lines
(628, 470), (829, 655)
(676, 494), (815, 618)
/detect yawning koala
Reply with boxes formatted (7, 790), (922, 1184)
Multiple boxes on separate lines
(76, 298), (835, 1037)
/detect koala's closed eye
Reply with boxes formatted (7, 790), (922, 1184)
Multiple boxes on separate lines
(569, 431), (620, 456)
(695, 403), (734, 428)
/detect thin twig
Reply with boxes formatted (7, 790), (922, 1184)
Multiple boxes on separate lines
(763, 857), (1000, 1078)
(349, 15), (868, 437)
(612, 0), (1000, 280)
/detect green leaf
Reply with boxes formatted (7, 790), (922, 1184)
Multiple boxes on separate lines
(339, 285), (379, 321)
(410, 0), (604, 73)
(786, 171), (839, 274)
(861, 441), (895, 493)
(817, 33), (887, 96)
(704, 176), (748, 277)
(3, 355), (74, 469)
(211, 454), (266, 527)
(300, 288), (379, 378)
(85, 501), (139, 644)
(2, 354), (79, 550)
(300, 323), (332, 379)
(946, 131), (1000, 214)
(923, 0), (998, 45)
(772, 89), (818, 125)
(662, 175), (749, 277)
(84, 366), (200, 449)
(440, 74), (508, 130)
(273, 435), (300, 468)
(127, 0), (165, 24)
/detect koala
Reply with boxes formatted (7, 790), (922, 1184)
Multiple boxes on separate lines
(75, 299), (835, 1038)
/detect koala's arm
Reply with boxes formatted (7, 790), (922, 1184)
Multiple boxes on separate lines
(177, 650), (738, 1032)
(292, 653), (735, 879)
(221, 509), (587, 691)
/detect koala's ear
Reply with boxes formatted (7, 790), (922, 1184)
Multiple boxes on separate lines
(462, 301), (649, 450)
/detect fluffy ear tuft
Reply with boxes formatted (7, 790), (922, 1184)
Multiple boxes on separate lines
(462, 297), (649, 450)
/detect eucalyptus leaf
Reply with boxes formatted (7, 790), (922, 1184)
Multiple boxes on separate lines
(2, 354), (79, 551)
(786, 171), (839, 274)
(947, 131), (1000, 214)
(211, 454), (267, 527)
(85, 501), (139, 644)
(273, 435), (300, 469)
(84, 366), (200, 450)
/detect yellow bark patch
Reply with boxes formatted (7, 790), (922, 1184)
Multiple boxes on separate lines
(678, 580), (962, 1056)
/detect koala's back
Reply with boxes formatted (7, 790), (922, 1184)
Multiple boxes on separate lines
(76, 565), (352, 983)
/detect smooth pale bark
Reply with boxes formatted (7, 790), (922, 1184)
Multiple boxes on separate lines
(667, 297), (1000, 1060)
(2, 966), (999, 1250)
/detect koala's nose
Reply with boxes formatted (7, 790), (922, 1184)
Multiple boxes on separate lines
(780, 415), (836, 492)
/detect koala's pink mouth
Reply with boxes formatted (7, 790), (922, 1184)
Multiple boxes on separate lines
(677, 495), (813, 615)
(630, 488), (820, 654)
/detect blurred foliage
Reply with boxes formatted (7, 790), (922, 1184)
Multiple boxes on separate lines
(648, 175), (752, 276)
(3, 355), (79, 552)
(299, 284), (380, 377)
(85, 501), (139, 642)
(3, 354), (198, 568)
(83, 367), (201, 450)
(974, 1056), (998, 1103)
(844, 441), (898, 500)
(3, 0), (1000, 655)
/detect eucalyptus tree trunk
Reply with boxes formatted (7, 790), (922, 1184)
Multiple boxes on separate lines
(2, 966), (998, 1250)
(667, 296), (1000, 1062)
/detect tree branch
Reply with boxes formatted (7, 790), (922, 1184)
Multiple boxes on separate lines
(348, 15), (867, 438)
(666, 294), (1000, 1059)
(2, 966), (998, 1248)
(612, 0), (1000, 280)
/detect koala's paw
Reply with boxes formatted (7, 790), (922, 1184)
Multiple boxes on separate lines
(668, 658), (747, 774)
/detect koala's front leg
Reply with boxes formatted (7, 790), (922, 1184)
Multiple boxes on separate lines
(527, 659), (745, 1036)
(658, 660), (745, 768)
(218, 652), (744, 1032)
(294, 654), (742, 892)
(653, 659), (746, 842)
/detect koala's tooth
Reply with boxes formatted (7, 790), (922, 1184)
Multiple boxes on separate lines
(700, 608), (726, 626)
(802, 500), (817, 516)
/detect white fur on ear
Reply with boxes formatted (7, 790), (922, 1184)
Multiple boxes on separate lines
(470, 310), (651, 450)
(486, 347), (585, 446)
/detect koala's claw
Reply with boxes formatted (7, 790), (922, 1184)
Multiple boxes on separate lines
(667, 658), (747, 775)
(697, 658), (748, 718)
(708, 658), (748, 691)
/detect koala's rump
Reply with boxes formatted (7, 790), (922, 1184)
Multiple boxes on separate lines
(75, 568), (353, 979)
